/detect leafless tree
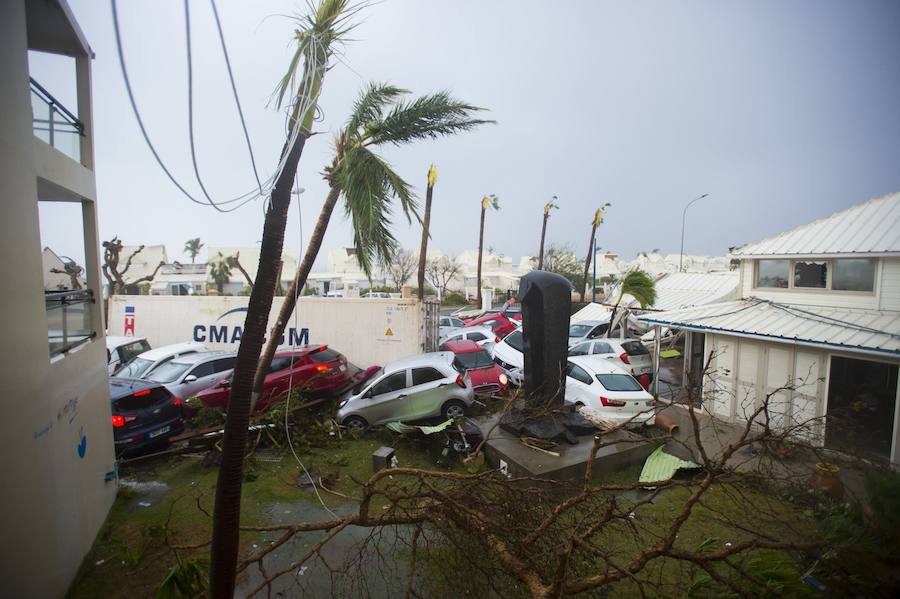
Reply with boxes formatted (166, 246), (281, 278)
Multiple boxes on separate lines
(424, 255), (461, 300)
(50, 258), (83, 290)
(101, 237), (164, 295)
(381, 248), (417, 291)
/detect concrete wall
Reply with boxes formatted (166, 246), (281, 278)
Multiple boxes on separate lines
(108, 295), (430, 369)
(0, 2), (116, 597)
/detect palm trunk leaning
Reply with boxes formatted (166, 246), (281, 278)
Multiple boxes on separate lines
(538, 212), (549, 270)
(417, 165), (437, 301)
(476, 202), (486, 305)
(580, 220), (597, 302)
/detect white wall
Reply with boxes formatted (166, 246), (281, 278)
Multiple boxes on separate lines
(0, 2), (116, 596)
(879, 257), (900, 311)
(108, 295), (429, 369)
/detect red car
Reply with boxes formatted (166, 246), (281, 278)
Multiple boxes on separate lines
(196, 346), (353, 412)
(440, 339), (509, 397)
(463, 312), (518, 339)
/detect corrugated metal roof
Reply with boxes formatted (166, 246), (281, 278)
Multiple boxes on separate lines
(732, 192), (900, 257)
(638, 298), (900, 357)
(571, 303), (613, 322)
(619, 271), (739, 312)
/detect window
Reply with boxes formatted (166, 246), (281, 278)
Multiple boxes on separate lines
(309, 347), (341, 362)
(596, 374), (643, 392)
(592, 342), (614, 355)
(467, 332), (487, 342)
(451, 318), (465, 327)
(453, 350), (494, 370)
(621, 341), (650, 356)
(794, 261), (827, 288)
(832, 259), (875, 292)
(369, 371), (408, 396)
(115, 387), (172, 411)
(569, 324), (594, 338)
(756, 260), (789, 288)
(120, 340), (150, 363)
(566, 362), (593, 385)
(190, 361), (216, 378)
(269, 357), (293, 373)
(588, 324), (609, 338)
(440, 318), (450, 326)
(504, 330), (524, 352)
(147, 361), (193, 383)
(116, 357), (153, 379)
(569, 343), (591, 356)
(412, 367), (444, 385)
(213, 357), (236, 372)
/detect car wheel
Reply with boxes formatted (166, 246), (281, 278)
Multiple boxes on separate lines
(441, 400), (466, 421)
(574, 401), (585, 410)
(342, 416), (368, 433)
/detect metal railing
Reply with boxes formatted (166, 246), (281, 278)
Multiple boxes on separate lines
(46, 288), (96, 357)
(30, 77), (84, 162)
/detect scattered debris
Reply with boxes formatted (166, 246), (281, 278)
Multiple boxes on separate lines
(137, 501), (152, 508)
(638, 445), (700, 486)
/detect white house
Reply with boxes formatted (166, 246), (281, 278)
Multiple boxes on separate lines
(639, 193), (900, 465)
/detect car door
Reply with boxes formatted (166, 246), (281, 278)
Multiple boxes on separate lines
(360, 370), (410, 424)
(565, 361), (595, 407)
(404, 367), (450, 420)
(590, 341), (615, 359)
(569, 342), (592, 357)
(178, 360), (217, 398)
(262, 357), (295, 405)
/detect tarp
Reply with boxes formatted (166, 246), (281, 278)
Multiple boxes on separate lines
(385, 419), (453, 435)
(638, 445), (699, 485)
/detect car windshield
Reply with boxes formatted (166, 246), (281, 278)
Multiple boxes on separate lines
(621, 340), (650, 356)
(147, 361), (193, 383)
(504, 330), (524, 352)
(454, 350), (494, 370)
(569, 324), (594, 337)
(309, 347), (341, 362)
(596, 374), (644, 392)
(116, 357), (153, 379)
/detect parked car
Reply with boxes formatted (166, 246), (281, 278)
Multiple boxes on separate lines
(464, 312), (518, 338)
(196, 345), (352, 411)
(491, 328), (525, 385)
(440, 339), (509, 397)
(325, 290), (345, 298)
(564, 356), (656, 427)
(438, 325), (498, 350)
(439, 315), (466, 338)
(106, 336), (151, 375)
(567, 319), (612, 346)
(144, 351), (237, 400)
(109, 378), (184, 455)
(568, 338), (653, 379)
(336, 352), (475, 431)
(113, 342), (207, 380)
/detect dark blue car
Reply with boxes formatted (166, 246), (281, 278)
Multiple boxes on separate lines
(109, 378), (184, 455)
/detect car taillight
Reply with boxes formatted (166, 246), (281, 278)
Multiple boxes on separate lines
(455, 374), (466, 388)
(314, 364), (330, 373)
(133, 389), (151, 397)
(495, 336), (501, 343)
(111, 414), (137, 427)
(172, 396), (182, 407)
(619, 352), (631, 365)
(600, 396), (626, 407)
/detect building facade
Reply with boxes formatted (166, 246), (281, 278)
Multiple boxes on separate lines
(0, 1), (117, 596)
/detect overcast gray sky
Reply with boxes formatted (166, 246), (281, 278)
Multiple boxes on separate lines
(32, 0), (900, 268)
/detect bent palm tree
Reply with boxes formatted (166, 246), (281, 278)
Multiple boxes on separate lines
(416, 164), (438, 300)
(607, 269), (656, 338)
(184, 237), (203, 263)
(209, 1), (355, 595)
(537, 196), (559, 270)
(580, 204), (610, 301)
(476, 194), (499, 305)
(255, 84), (491, 393)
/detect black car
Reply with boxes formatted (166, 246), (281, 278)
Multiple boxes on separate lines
(109, 378), (184, 455)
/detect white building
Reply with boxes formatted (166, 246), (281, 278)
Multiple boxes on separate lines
(0, 1), (116, 595)
(206, 245), (299, 295)
(640, 193), (900, 465)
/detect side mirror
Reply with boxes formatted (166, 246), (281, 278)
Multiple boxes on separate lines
(183, 375), (198, 383)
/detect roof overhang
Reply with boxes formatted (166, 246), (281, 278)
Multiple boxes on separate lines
(26, 0), (93, 57)
(735, 252), (900, 260)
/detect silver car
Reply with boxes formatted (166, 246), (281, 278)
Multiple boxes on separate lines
(567, 319), (611, 347)
(438, 325), (497, 349)
(439, 315), (465, 338)
(336, 352), (475, 431)
(144, 351), (237, 399)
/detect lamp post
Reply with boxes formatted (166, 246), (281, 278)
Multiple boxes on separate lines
(679, 193), (709, 272)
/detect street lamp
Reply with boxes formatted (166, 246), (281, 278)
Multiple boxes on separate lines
(679, 193), (709, 272)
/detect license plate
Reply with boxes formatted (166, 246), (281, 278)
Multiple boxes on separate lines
(149, 425), (171, 438)
(339, 365), (346, 372)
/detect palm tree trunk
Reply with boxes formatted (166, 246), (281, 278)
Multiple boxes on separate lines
(538, 213), (549, 270)
(208, 134), (307, 598)
(416, 183), (434, 301)
(580, 223), (597, 302)
(476, 207), (486, 305)
(606, 288), (625, 338)
(253, 183), (342, 395)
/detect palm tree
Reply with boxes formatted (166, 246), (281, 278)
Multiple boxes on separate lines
(476, 194), (499, 305)
(183, 237), (203, 263)
(208, 252), (232, 293)
(254, 84), (491, 394)
(209, 2), (355, 595)
(537, 196), (559, 270)
(416, 164), (438, 300)
(607, 269), (656, 338)
(580, 203), (610, 301)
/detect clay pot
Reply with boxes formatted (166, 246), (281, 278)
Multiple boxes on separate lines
(810, 462), (844, 500)
(655, 413), (679, 435)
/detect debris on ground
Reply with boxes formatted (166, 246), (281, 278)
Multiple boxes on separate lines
(638, 445), (700, 486)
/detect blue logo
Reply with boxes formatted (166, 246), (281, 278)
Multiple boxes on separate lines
(192, 309), (309, 346)
(77, 430), (87, 458)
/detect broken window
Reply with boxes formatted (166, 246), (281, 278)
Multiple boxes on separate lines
(832, 259), (875, 292)
(755, 260), (789, 288)
(794, 261), (827, 288)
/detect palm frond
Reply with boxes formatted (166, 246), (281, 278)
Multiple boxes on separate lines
(365, 91), (494, 146)
(345, 82), (410, 137)
(618, 269), (657, 308)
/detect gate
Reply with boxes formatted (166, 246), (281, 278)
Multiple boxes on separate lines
(422, 299), (441, 352)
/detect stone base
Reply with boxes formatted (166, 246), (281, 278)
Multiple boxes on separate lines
(481, 413), (655, 482)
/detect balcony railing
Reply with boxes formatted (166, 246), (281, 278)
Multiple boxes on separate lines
(31, 77), (84, 163)
(46, 288), (96, 357)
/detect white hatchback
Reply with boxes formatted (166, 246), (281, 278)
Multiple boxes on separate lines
(112, 341), (208, 380)
(564, 356), (655, 427)
(568, 338), (653, 379)
(490, 328), (524, 385)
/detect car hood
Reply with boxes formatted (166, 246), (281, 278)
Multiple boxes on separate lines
(492, 343), (523, 368)
(467, 365), (504, 386)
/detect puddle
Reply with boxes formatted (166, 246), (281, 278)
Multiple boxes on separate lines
(119, 478), (170, 509)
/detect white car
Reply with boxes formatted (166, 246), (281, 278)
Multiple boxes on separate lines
(490, 328), (524, 385)
(439, 315), (465, 338)
(106, 335), (151, 375)
(567, 319), (611, 346)
(112, 341), (207, 380)
(438, 325), (497, 349)
(568, 338), (653, 379)
(565, 356), (656, 427)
